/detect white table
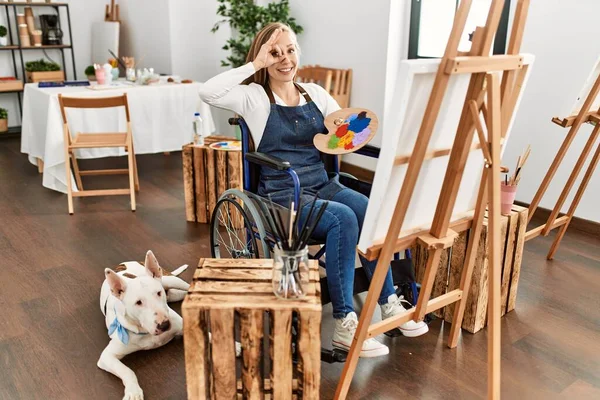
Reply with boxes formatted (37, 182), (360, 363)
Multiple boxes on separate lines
(20, 81), (216, 194)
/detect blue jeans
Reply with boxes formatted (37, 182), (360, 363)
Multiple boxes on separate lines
(298, 188), (396, 319)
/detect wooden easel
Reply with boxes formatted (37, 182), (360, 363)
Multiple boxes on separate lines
(525, 67), (600, 259)
(334, 1), (531, 399)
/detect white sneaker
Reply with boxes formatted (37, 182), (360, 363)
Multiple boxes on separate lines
(380, 294), (429, 337)
(332, 312), (389, 358)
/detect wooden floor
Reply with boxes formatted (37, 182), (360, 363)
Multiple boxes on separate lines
(1, 137), (598, 400)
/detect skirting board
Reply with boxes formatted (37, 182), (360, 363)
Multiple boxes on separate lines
(515, 201), (600, 237)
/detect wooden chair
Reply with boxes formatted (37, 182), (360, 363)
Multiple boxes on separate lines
(58, 93), (139, 215)
(296, 65), (353, 108)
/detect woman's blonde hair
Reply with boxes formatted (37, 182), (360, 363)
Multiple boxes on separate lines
(242, 22), (301, 86)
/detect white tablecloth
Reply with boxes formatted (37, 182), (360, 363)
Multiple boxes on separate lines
(20, 81), (216, 194)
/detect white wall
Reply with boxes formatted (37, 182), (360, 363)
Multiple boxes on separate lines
(503, 0), (600, 223)
(168, 0), (233, 135)
(119, 0), (172, 75)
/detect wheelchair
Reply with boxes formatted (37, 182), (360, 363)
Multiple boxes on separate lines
(209, 117), (424, 363)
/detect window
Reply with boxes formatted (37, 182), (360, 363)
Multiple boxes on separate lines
(408, 0), (511, 59)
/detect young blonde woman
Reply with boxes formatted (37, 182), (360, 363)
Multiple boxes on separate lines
(199, 22), (428, 358)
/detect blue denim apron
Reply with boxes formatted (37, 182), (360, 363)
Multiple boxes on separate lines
(256, 83), (345, 207)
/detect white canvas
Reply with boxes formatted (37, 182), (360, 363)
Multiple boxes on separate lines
(562, 54), (600, 118)
(358, 54), (535, 254)
(92, 21), (120, 65)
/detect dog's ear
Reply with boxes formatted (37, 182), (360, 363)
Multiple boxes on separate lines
(144, 250), (163, 279)
(105, 268), (127, 299)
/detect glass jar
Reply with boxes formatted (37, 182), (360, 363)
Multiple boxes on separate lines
(126, 67), (136, 82)
(272, 245), (309, 300)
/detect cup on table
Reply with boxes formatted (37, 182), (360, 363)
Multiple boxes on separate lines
(32, 30), (42, 47)
(500, 182), (517, 216)
(103, 64), (113, 85)
(95, 68), (106, 85)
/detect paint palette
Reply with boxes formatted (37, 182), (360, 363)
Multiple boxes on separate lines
(313, 108), (379, 155)
(209, 141), (241, 151)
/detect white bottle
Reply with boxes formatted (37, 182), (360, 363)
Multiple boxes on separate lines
(193, 112), (204, 145)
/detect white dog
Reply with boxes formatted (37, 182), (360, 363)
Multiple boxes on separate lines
(98, 250), (190, 400)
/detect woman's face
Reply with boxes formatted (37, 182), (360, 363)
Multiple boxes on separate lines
(266, 31), (299, 84)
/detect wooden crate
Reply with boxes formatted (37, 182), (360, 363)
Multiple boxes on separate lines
(26, 70), (64, 83)
(0, 79), (23, 92)
(413, 204), (527, 333)
(183, 258), (322, 400)
(182, 136), (243, 223)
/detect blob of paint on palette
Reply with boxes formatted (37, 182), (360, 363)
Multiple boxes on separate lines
(313, 107), (379, 155)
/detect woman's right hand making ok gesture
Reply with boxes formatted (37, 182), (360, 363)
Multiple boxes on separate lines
(252, 28), (283, 71)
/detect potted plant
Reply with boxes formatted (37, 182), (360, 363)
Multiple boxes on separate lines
(25, 59), (64, 83)
(0, 108), (7, 133)
(0, 25), (8, 47)
(85, 65), (96, 81)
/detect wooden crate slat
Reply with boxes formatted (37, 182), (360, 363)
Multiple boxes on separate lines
(210, 308), (237, 399)
(186, 294), (321, 312)
(198, 258), (275, 269)
(182, 145), (196, 222)
(227, 150), (244, 230)
(205, 147), (218, 224)
(270, 310), (293, 400)
(412, 245), (451, 318)
(197, 258), (320, 272)
(297, 310), (321, 399)
(444, 231), (468, 321)
(500, 210), (519, 316)
(193, 145), (208, 223)
(507, 205), (528, 312)
(240, 309), (264, 399)
(195, 281), (317, 296)
(216, 150), (228, 203)
(195, 268), (320, 283)
(182, 307), (210, 399)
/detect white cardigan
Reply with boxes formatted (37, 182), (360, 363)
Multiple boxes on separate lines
(198, 62), (341, 146)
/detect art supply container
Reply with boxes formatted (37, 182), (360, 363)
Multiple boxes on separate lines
(126, 67), (135, 82)
(272, 245), (309, 300)
(501, 182), (517, 216)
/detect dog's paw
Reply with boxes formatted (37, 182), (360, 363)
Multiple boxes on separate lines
(123, 385), (143, 400)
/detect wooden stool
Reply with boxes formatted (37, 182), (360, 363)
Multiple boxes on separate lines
(412, 204), (528, 333)
(183, 258), (322, 400)
(182, 136), (243, 223)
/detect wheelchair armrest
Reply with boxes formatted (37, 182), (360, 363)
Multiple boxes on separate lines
(245, 152), (291, 171)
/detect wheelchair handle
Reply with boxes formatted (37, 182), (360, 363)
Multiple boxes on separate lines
(228, 117), (240, 126)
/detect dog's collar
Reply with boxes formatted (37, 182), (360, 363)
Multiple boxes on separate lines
(106, 304), (148, 345)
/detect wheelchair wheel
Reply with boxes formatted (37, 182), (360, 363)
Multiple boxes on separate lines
(210, 198), (258, 259)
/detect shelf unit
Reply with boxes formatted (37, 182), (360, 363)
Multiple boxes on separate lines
(0, 1), (76, 139)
